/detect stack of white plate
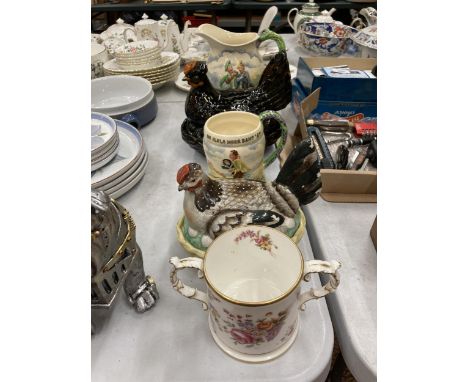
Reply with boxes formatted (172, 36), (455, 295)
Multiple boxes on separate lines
(91, 119), (148, 199)
(103, 52), (180, 89)
(92, 113), (119, 171)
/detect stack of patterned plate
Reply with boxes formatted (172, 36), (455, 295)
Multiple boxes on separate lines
(92, 113), (119, 171)
(91, 118), (148, 199)
(103, 52), (180, 89)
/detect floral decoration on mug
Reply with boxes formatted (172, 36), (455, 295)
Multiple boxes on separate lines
(234, 229), (278, 255)
(211, 304), (289, 347)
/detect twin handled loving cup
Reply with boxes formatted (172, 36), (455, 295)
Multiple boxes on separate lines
(169, 226), (341, 362)
(203, 110), (288, 181)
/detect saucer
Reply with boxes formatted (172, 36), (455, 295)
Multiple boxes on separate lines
(175, 72), (191, 92)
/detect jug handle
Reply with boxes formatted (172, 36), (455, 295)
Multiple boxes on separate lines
(287, 8), (298, 33)
(297, 260), (341, 311)
(169, 256), (209, 311)
(258, 29), (286, 52)
(260, 110), (288, 168)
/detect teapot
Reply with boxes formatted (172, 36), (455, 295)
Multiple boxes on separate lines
(288, 1), (338, 34)
(100, 18), (137, 42)
(157, 14), (192, 54)
(133, 13), (191, 54)
(100, 18), (137, 57)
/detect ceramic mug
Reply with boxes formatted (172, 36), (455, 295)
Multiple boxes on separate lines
(91, 43), (108, 79)
(170, 226), (340, 362)
(203, 111), (288, 181)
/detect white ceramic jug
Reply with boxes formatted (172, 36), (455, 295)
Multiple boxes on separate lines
(196, 24), (285, 90)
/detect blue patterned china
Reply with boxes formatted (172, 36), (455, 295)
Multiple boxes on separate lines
(351, 25), (377, 58)
(298, 22), (358, 57)
(350, 7), (377, 58)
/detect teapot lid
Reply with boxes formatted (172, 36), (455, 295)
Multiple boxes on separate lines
(135, 13), (157, 26)
(113, 18), (132, 29)
(302, 1), (320, 14)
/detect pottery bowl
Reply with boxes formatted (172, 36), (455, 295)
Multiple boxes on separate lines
(91, 75), (153, 115)
(92, 76), (157, 128)
(298, 22), (358, 57)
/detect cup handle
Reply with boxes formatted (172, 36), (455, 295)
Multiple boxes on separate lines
(287, 8), (298, 33)
(169, 257), (209, 311)
(297, 260), (341, 310)
(258, 29), (286, 52)
(259, 110), (288, 168)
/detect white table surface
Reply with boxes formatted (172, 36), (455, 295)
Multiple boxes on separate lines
(91, 34), (336, 382)
(285, 34), (378, 381)
(303, 199), (377, 382)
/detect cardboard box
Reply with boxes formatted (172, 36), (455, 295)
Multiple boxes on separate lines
(287, 87), (377, 203)
(294, 56), (377, 120)
(370, 216), (377, 250)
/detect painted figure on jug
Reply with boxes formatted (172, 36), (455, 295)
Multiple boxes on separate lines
(219, 60), (238, 89)
(220, 150), (249, 178)
(209, 52), (265, 90)
(235, 61), (253, 89)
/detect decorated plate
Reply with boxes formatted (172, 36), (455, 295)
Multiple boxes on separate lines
(91, 112), (117, 154)
(91, 120), (143, 187)
(103, 52), (180, 74)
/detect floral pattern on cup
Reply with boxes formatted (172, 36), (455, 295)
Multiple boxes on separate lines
(210, 304), (289, 347)
(91, 61), (104, 79)
(234, 229), (278, 255)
